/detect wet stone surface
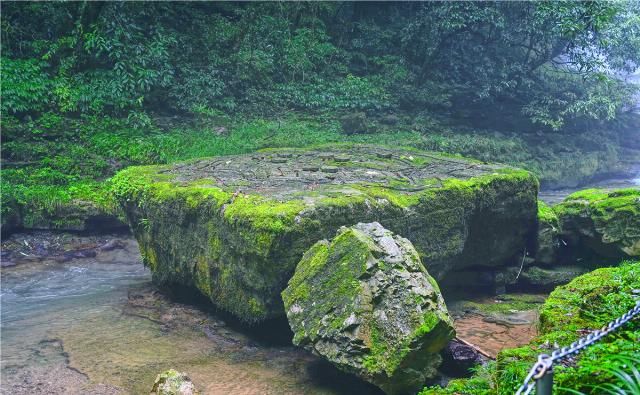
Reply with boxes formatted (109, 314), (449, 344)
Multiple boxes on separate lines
(1, 231), (131, 267)
(165, 145), (502, 198)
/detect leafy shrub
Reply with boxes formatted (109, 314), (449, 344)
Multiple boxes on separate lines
(1, 58), (50, 115)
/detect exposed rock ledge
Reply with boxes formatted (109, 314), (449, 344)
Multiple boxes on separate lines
(112, 144), (538, 322)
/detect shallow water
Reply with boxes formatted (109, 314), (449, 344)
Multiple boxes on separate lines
(0, 239), (379, 395)
(450, 297), (540, 359)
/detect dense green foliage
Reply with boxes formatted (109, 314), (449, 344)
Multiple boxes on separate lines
(2, 2), (638, 128)
(422, 261), (640, 395)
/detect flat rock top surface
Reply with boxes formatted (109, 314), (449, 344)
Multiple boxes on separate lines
(165, 145), (505, 198)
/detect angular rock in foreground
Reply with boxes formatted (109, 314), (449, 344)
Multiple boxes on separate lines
(554, 188), (640, 258)
(112, 144), (537, 322)
(282, 223), (454, 394)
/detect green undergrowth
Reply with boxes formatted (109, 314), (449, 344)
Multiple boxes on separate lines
(422, 261), (640, 395)
(2, 112), (635, 232)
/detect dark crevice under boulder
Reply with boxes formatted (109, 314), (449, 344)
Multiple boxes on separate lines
(440, 340), (486, 377)
(282, 222), (455, 394)
(112, 144), (538, 323)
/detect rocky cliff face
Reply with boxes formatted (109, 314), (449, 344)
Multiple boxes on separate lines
(282, 223), (454, 394)
(112, 144), (538, 322)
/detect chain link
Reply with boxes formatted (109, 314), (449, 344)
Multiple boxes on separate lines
(515, 300), (640, 395)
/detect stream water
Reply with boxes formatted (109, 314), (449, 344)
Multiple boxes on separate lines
(1, 169), (638, 394)
(1, 238), (379, 395)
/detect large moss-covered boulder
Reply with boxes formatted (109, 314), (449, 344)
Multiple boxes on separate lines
(283, 222), (454, 394)
(554, 188), (640, 259)
(112, 144), (538, 322)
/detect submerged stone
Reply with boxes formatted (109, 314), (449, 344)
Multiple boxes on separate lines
(554, 188), (640, 259)
(112, 144), (538, 322)
(282, 223), (454, 394)
(150, 369), (199, 395)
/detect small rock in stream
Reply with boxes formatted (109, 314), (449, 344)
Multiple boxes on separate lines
(151, 369), (199, 395)
(99, 239), (126, 251)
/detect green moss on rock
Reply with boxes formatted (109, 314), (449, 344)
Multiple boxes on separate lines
(455, 293), (546, 316)
(112, 145), (538, 322)
(554, 188), (640, 258)
(283, 222), (454, 394)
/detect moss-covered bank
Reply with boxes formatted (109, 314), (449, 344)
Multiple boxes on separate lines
(422, 261), (640, 395)
(112, 144), (537, 322)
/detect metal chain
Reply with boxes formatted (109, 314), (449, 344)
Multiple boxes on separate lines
(515, 300), (640, 395)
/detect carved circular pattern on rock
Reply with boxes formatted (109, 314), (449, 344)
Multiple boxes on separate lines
(166, 146), (501, 198)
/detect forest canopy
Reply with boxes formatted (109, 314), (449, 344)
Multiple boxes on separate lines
(2, 1), (639, 131)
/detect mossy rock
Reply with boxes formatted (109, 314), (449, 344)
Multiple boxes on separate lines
(340, 112), (370, 134)
(151, 369), (199, 395)
(554, 188), (640, 259)
(112, 144), (538, 322)
(28, 200), (126, 232)
(519, 265), (589, 289)
(497, 262), (640, 394)
(3, 199), (126, 234)
(534, 200), (561, 265)
(283, 223), (454, 394)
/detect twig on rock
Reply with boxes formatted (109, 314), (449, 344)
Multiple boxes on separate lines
(515, 248), (527, 282)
